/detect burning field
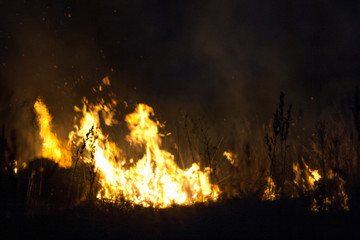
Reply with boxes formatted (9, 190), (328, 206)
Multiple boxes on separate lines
(1, 77), (359, 239)
(33, 78), (220, 208)
(1, 0), (360, 239)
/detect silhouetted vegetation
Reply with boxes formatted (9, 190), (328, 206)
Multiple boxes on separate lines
(265, 92), (292, 196)
(1, 90), (360, 239)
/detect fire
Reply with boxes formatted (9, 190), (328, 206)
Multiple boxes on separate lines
(323, 170), (349, 211)
(261, 159), (321, 202)
(223, 151), (235, 165)
(34, 98), (72, 168)
(293, 158), (321, 192)
(34, 88), (220, 208)
(262, 176), (279, 201)
(14, 160), (18, 174)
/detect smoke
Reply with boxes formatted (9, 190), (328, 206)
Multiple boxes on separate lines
(0, 0), (112, 161)
(1, 0), (359, 163)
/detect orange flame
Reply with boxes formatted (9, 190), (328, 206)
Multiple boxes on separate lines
(293, 158), (321, 192)
(262, 176), (279, 201)
(35, 92), (220, 208)
(34, 98), (72, 168)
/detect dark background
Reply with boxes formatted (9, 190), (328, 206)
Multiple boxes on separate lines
(1, 1), (360, 239)
(0, 0), (359, 159)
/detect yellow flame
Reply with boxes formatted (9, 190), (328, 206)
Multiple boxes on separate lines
(36, 96), (220, 208)
(311, 170), (321, 183)
(34, 98), (72, 168)
(76, 103), (220, 207)
(292, 158), (321, 191)
(223, 151), (235, 165)
(262, 176), (279, 201)
(13, 160), (18, 174)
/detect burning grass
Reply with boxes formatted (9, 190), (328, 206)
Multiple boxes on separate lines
(32, 78), (220, 209)
(1, 77), (359, 216)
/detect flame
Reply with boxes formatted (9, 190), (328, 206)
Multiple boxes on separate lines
(310, 198), (319, 212)
(292, 159), (322, 211)
(293, 158), (321, 192)
(311, 170), (321, 183)
(223, 151), (235, 165)
(35, 94), (220, 208)
(34, 98), (72, 168)
(262, 176), (279, 201)
(324, 170), (349, 211)
(14, 160), (18, 174)
(262, 160), (321, 202)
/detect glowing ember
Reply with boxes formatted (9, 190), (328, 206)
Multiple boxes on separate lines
(34, 88), (220, 208)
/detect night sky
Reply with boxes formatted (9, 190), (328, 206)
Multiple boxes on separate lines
(1, 0), (360, 139)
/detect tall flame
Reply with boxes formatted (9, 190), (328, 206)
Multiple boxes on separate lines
(35, 95), (220, 208)
(34, 98), (72, 168)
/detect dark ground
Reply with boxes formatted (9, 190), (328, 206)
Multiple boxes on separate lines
(1, 198), (359, 240)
